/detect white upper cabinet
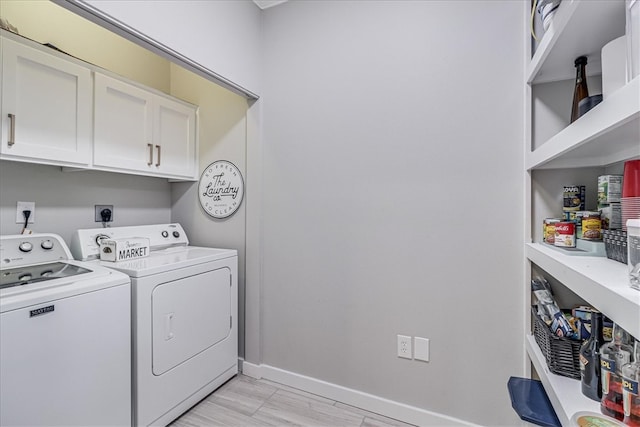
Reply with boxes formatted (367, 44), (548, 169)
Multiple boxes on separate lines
(93, 73), (154, 173)
(153, 96), (197, 178)
(0, 37), (92, 166)
(0, 30), (199, 181)
(93, 72), (197, 180)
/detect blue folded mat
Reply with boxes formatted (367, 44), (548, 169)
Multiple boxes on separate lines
(507, 376), (561, 427)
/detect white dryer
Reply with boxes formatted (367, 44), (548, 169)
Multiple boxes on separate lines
(71, 224), (238, 427)
(0, 233), (131, 426)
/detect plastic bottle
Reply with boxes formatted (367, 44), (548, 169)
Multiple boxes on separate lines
(600, 324), (633, 420)
(622, 339), (640, 427)
(580, 311), (605, 401)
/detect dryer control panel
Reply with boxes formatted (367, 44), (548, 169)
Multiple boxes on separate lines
(70, 224), (189, 261)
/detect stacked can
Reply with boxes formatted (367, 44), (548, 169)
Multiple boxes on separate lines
(557, 185), (585, 248)
(580, 211), (603, 241)
(543, 218), (561, 245)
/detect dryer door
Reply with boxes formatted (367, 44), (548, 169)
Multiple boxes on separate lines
(152, 267), (231, 375)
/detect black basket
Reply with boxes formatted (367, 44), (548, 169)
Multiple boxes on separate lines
(531, 308), (583, 379)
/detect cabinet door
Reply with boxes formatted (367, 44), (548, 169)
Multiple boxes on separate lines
(1, 38), (92, 166)
(153, 96), (197, 179)
(93, 73), (154, 173)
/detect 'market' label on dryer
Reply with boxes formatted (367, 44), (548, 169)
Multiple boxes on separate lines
(100, 237), (150, 262)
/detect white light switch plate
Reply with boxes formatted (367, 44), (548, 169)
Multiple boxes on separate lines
(414, 337), (429, 362)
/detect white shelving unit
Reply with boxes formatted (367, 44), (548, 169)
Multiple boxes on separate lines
(528, 0), (625, 84)
(526, 243), (640, 338)
(525, 0), (640, 423)
(527, 75), (639, 170)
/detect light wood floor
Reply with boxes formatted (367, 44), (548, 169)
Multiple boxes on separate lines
(170, 374), (416, 427)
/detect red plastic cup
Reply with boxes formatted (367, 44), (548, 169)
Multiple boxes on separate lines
(622, 159), (640, 198)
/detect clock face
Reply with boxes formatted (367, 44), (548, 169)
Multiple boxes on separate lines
(198, 161), (244, 219)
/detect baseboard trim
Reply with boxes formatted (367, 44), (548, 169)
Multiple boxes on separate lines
(238, 358), (262, 379)
(240, 361), (477, 426)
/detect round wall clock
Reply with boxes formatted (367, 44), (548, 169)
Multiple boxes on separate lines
(198, 160), (244, 219)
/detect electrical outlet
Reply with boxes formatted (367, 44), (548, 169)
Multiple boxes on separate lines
(414, 337), (430, 362)
(397, 335), (412, 359)
(95, 205), (114, 222)
(16, 201), (35, 224)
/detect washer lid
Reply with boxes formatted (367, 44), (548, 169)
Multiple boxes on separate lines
(1, 261), (91, 290)
(98, 246), (237, 277)
(1, 260), (130, 313)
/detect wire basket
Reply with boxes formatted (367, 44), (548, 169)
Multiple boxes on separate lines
(531, 308), (583, 379)
(603, 230), (627, 264)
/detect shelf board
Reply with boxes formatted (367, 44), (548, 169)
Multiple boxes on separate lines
(528, 0), (626, 84)
(526, 243), (640, 339)
(526, 76), (640, 170)
(525, 334), (600, 426)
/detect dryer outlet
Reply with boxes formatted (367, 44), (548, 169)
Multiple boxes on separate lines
(95, 205), (114, 222)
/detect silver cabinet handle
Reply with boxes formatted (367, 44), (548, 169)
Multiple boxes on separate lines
(147, 143), (153, 166)
(8, 114), (15, 146)
(155, 145), (161, 167)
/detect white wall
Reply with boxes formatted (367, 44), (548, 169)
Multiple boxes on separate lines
(260, 1), (525, 425)
(0, 162), (171, 243)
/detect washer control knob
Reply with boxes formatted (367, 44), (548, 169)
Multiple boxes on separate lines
(161, 231), (169, 238)
(19, 274), (32, 282)
(172, 231), (180, 238)
(41, 240), (54, 250)
(18, 242), (33, 253)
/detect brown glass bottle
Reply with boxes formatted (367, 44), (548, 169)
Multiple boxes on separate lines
(580, 311), (605, 401)
(570, 56), (589, 123)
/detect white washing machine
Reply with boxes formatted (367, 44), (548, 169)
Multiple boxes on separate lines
(0, 233), (131, 426)
(71, 223), (238, 427)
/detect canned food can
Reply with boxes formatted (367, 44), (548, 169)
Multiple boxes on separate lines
(581, 211), (602, 240)
(543, 218), (561, 244)
(563, 185), (586, 212)
(571, 211), (586, 238)
(555, 221), (576, 247)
